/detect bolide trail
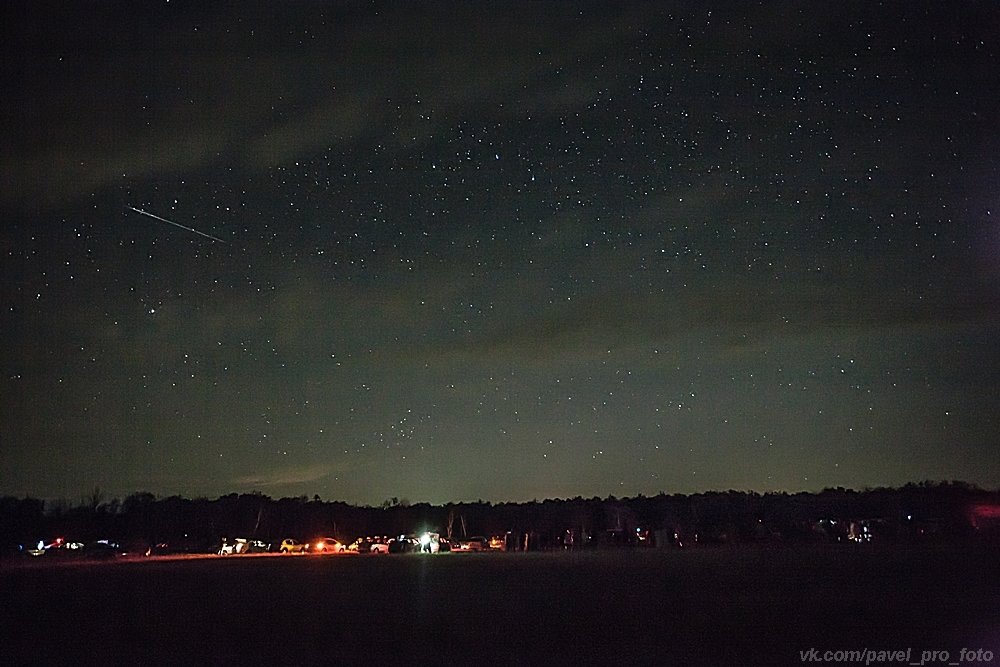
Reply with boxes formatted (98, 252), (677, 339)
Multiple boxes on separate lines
(126, 206), (227, 243)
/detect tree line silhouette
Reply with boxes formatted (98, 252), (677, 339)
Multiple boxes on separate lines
(2, 480), (998, 555)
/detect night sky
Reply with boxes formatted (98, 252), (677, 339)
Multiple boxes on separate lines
(3, 2), (999, 505)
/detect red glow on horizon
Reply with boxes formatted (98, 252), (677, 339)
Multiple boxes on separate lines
(970, 504), (1000, 519)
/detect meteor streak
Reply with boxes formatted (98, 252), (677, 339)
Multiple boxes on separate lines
(126, 206), (227, 243)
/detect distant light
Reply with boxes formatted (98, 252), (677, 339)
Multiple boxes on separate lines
(419, 533), (431, 546)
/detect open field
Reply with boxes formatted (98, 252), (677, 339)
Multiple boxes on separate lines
(3, 545), (999, 666)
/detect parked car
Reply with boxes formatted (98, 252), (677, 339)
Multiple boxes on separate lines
(419, 532), (442, 553)
(24, 538), (59, 557)
(455, 536), (489, 552)
(83, 540), (121, 560)
(311, 537), (345, 553)
(219, 538), (244, 555)
(246, 540), (269, 553)
(279, 539), (308, 554)
(45, 539), (87, 558)
(219, 538), (269, 555)
(23, 538), (85, 558)
(388, 535), (420, 553)
(131, 538), (212, 556)
(349, 537), (391, 553)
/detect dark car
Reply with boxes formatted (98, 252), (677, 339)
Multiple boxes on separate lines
(83, 540), (121, 560)
(387, 535), (420, 553)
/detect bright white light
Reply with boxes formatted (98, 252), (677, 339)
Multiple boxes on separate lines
(419, 533), (431, 546)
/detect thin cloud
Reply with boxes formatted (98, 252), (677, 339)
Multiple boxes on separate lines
(232, 463), (337, 489)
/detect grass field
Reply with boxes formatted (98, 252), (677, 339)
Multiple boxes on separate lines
(3, 545), (999, 666)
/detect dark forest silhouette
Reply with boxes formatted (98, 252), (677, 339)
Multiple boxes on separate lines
(3, 481), (999, 556)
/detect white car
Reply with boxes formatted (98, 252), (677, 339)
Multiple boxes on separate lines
(311, 537), (346, 553)
(219, 538), (268, 555)
(219, 538), (248, 555)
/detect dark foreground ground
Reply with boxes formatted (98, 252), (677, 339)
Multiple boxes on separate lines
(2, 544), (999, 666)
